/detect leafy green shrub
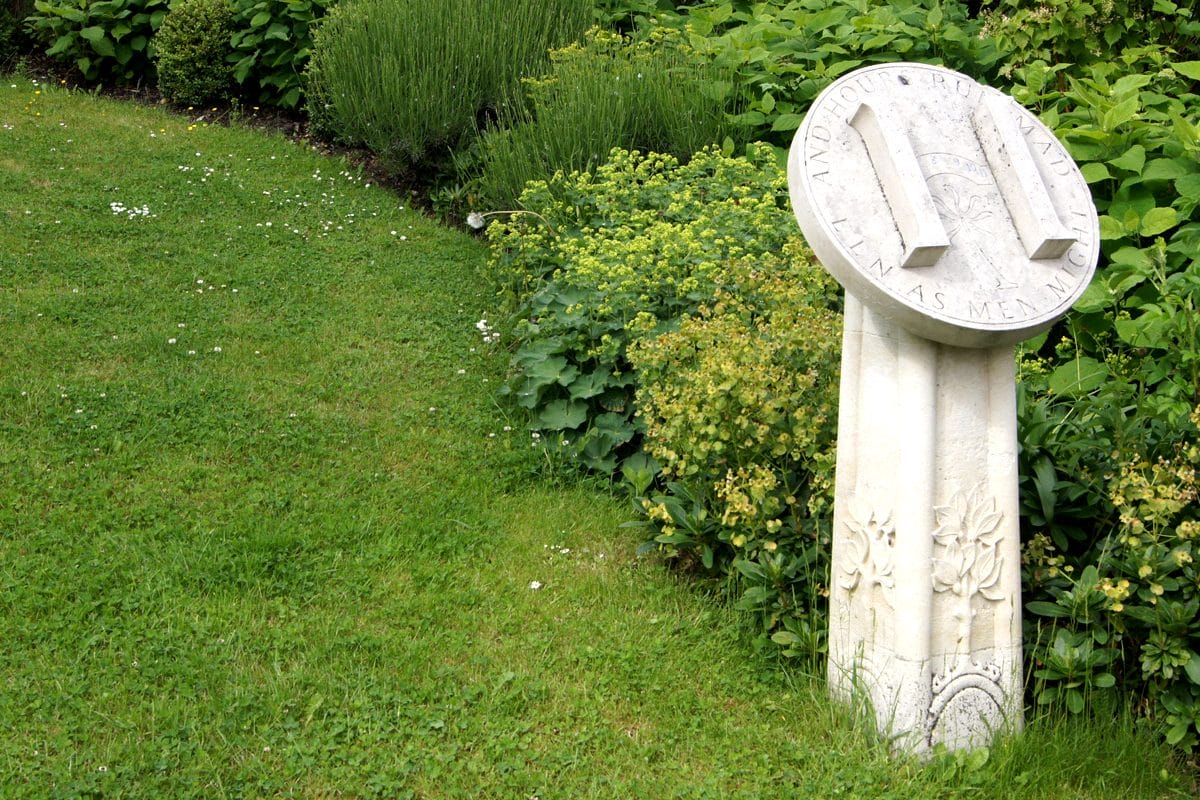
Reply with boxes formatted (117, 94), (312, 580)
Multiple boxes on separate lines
(26, 0), (168, 83)
(2, 0), (35, 64)
(0, 6), (19, 65)
(474, 26), (746, 209)
(667, 0), (1001, 146)
(153, 0), (234, 105)
(1008, 42), (1200, 742)
(228, 0), (334, 109)
(592, 0), (679, 33)
(982, 0), (1197, 77)
(485, 144), (798, 476)
(306, 0), (589, 174)
(629, 249), (841, 656)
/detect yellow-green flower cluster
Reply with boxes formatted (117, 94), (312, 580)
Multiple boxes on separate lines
(630, 247), (840, 555)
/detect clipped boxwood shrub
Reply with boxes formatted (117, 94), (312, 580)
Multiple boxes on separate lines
(26, 0), (168, 83)
(154, 0), (234, 105)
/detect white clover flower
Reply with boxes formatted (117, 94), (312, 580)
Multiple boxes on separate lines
(529, 581), (543, 590)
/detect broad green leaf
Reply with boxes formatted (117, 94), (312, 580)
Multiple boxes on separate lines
(771, 113), (803, 132)
(1101, 96), (1139, 130)
(535, 399), (587, 431)
(1048, 356), (1108, 396)
(525, 355), (578, 387)
(79, 25), (105, 43)
(250, 11), (272, 27)
(1142, 158), (1195, 182)
(264, 22), (290, 41)
(1176, 174), (1200, 200)
(1115, 308), (1170, 348)
(1174, 61), (1200, 80)
(1112, 73), (1151, 96)
(1098, 215), (1126, 240)
(232, 54), (255, 84)
(46, 33), (74, 56)
(964, 747), (989, 771)
(1108, 144), (1145, 174)
(1139, 207), (1178, 237)
(1166, 723), (1191, 746)
(771, 630), (802, 646)
(1185, 652), (1200, 686)
(1109, 244), (1153, 270)
(1071, 280), (1112, 313)
(1079, 162), (1111, 183)
(89, 33), (116, 58)
(1032, 457), (1058, 521)
(1026, 600), (1069, 618)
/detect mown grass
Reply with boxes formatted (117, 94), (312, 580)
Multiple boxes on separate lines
(0, 77), (1194, 799)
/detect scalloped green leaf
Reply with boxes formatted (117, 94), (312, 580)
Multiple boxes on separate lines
(536, 399), (587, 431)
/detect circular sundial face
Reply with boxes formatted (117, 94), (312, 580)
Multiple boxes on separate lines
(788, 62), (1099, 348)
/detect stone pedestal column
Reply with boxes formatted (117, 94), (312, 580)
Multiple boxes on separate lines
(786, 63), (1100, 754)
(829, 295), (1023, 753)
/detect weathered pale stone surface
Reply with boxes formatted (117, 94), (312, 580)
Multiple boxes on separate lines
(829, 296), (1023, 753)
(788, 63), (1099, 754)
(789, 62), (1099, 349)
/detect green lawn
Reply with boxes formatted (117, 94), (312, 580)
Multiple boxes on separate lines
(0, 77), (1193, 799)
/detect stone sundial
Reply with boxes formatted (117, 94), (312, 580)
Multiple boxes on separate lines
(787, 63), (1099, 754)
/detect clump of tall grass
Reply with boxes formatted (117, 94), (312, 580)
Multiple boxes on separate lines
(305, 0), (590, 175)
(473, 27), (746, 209)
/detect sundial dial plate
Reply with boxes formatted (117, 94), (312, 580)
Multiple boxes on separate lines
(788, 62), (1099, 348)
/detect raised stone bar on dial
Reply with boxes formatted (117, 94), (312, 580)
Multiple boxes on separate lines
(849, 101), (950, 268)
(973, 92), (1076, 260)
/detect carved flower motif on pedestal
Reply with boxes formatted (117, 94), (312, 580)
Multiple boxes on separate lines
(839, 498), (896, 607)
(931, 486), (1005, 602)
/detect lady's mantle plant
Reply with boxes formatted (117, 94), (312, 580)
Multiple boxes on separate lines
(485, 144), (799, 475)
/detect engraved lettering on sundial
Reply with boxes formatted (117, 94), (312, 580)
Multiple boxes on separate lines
(788, 62), (1099, 348)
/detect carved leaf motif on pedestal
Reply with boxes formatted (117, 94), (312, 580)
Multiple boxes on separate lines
(930, 486), (1005, 602)
(839, 498), (895, 607)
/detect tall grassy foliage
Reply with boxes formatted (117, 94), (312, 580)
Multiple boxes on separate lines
(305, 0), (590, 174)
(474, 27), (745, 209)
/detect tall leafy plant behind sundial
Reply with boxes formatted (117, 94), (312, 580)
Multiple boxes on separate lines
(788, 62), (1099, 755)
